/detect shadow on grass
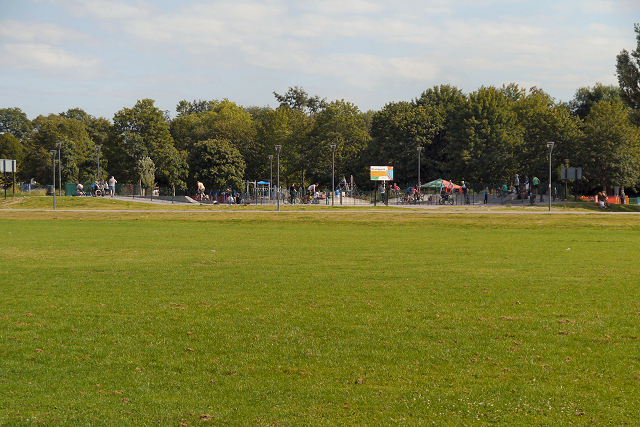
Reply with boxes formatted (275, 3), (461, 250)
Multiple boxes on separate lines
(561, 202), (640, 212)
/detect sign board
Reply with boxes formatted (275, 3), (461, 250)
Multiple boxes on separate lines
(370, 166), (393, 181)
(0, 159), (16, 173)
(561, 167), (582, 180)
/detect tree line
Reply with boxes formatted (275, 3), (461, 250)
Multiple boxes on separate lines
(2, 25), (639, 194)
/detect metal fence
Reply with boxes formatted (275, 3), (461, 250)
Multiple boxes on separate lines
(61, 181), (640, 207)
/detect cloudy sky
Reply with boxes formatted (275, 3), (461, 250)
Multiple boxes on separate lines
(1, 0), (638, 120)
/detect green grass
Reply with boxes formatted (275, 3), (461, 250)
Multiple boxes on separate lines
(1, 207), (640, 426)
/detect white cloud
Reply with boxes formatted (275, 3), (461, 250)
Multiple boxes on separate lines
(0, 43), (101, 77)
(0, 19), (89, 44)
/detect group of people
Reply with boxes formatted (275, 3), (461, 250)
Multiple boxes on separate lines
(497, 174), (541, 202)
(76, 176), (116, 197)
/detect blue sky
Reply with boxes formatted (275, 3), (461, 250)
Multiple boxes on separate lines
(1, 0), (638, 120)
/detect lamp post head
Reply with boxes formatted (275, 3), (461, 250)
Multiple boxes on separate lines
(56, 141), (62, 150)
(268, 155), (273, 161)
(547, 141), (554, 153)
(275, 145), (281, 154)
(330, 143), (337, 152)
(50, 150), (57, 158)
(96, 145), (102, 153)
(417, 146), (422, 153)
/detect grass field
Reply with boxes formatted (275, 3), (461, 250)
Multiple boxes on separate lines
(1, 201), (640, 426)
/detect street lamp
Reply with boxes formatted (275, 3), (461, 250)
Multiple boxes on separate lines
(275, 145), (281, 211)
(96, 145), (102, 182)
(268, 154), (274, 202)
(547, 141), (554, 212)
(330, 143), (337, 207)
(50, 150), (57, 210)
(56, 141), (62, 196)
(417, 146), (422, 187)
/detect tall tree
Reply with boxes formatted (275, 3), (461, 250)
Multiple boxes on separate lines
(108, 99), (186, 187)
(273, 86), (327, 114)
(24, 114), (95, 184)
(304, 100), (370, 187)
(616, 23), (640, 124)
(568, 83), (622, 119)
(577, 101), (640, 191)
(511, 86), (581, 181)
(189, 139), (245, 191)
(369, 101), (443, 186)
(0, 107), (32, 141)
(412, 85), (467, 178)
(444, 87), (523, 184)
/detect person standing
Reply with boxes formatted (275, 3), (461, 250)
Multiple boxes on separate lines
(289, 183), (296, 204)
(379, 182), (386, 204)
(514, 174), (520, 196)
(532, 175), (540, 199)
(108, 176), (117, 198)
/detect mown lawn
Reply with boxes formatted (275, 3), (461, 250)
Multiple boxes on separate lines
(1, 210), (639, 426)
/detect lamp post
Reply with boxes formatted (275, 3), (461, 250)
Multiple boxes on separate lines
(330, 143), (337, 207)
(56, 141), (62, 196)
(417, 146), (422, 187)
(547, 141), (554, 212)
(268, 154), (274, 202)
(275, 145), (281, 211)
(50, 150), (57, 210)
(96, 145), (102, 182)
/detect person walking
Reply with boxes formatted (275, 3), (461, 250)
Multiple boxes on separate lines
(108, 176), (117, 198)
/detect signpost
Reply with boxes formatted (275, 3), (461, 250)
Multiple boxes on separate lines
(0, 159), (17, 199)
(370, 166), (393, 206)
(561, 167), (582, 201)
(370, 166), (393, 181)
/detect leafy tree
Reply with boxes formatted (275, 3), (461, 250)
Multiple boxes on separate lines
(251, 106), (313, 186)
(0, 133), (25, 165)
(273, 86), (327, 114)
(23, 114), (95, 184)
(0, 133), (24, 187)
(616, 23), (640, 124)
(369, 101), (443, 186)
(577, 101), (640, 191)
(171, 99), (257, 183)
(444, 87), (523, 184)
(304, 100), (370, 187)
(108, 99), (185, 187)
(568, 83), (623, 119)
(189, 139), (245, 190)
(511, 86), (581, 182)
(176, 99), (216, 118)
(137, 156), (156, 188)
(0, 107), (32, 141)
(412, 85), (467, 179)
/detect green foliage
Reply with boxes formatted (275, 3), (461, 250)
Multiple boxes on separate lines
(578, 101), (640, 190)
(616, 23), (640, 124)
(305, 100), (370, 187)
(512, 87), (581, 180)
(137, 156), (156, 188)
(189, 138), (246, 190)
(108, 99), (185, 187)
(0, 133), (24, 165)
(23, 114), (96, 184)
(445, 86), (523, 183)
(273, 86), (328, 114)
(370, 101), (443, 185)
(569, 83), (623, 119)
(0, 107), (32, 141)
